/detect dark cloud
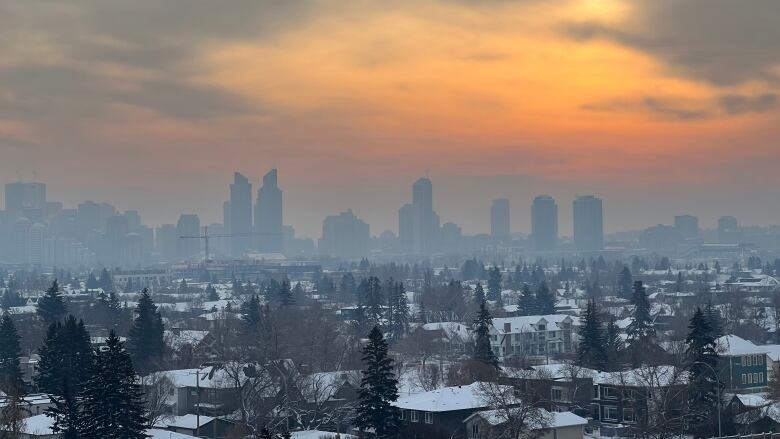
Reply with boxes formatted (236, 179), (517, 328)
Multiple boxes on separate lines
(582, 96), (709, 121)
(719, 93), (778, 114)
(563, 0), (780, 86)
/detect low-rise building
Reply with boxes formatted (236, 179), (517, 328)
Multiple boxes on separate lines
(489, 315), (579, 361)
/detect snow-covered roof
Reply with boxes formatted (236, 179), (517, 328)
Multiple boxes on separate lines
(763, 344), (780, 362)
(393, 382), (505, 412)
(594, 365), (688, 387)
(147, 428), (198, 439)
(421, 322), (470, 341)
(734, 393), (770, 408)
(491, 315), (577, 335)
(464, 409), (586, 429)
(155, 414), (215, 429)
(291, 431), (357, 439)
(716, 335), (768, 356)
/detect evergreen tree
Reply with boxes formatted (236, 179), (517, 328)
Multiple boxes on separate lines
(278, 279), (295, 307)
(85, 272), (99, 290)
(473, 301), (499, 369)
(178, 278), (188, 294)
(206, 283), (219, 301)
(577, 300), (607, 370)
(517, 285), (539, 316)
(487, 267), (502, 303)
(361, 277), (383, 325)
(81, 331), (148, 439)
(38, 280), (67, 324)
(618, 266), (633, 299)
(604, 317), (624, 371)
(38, 316), (94, 439)
(389, 282), (409, 340)
(1, 287), (24, 309)
(99, 268), (113, 292)
(0, 313), (22, 393)
(704, 301), (724, 338)
(473, 283), (486, 306)
(355, 326), (399, 439)
(536, 281), (555, 314)
(240, 295), (263, 335)
(626, 281), (656, 365)
(685, 308), (720, 437)
(127, 288), (165, 374)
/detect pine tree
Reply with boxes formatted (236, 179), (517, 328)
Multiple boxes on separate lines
(38, 280), (67, 324)
(99, 268), (113, 292)
(362, 277), (383, 325)
(536, 281), (556, 314)
(604, 317), (624, 371)
(626, 281), (656, 365)
(278, 279), (295, 307)
(577, 300), (607, 370)
(0, 313), (22, 393)
(517, 285), (539, 316)
(618, 266), (633, 299)
(704, 301), (724, 338)
(127, 288), (165, 374)
(240, 295), (263, 335)
(389, 282), (409, 340)
(206, 283), (219, 301)
(81, 331), (148, 439)
(487, 267), (502, 303)
(355, 326), (400, 439)
(85, 272), (99, 290)
(473, 301), (499, 369)
(685, 307), (720, 437)
(39, 316), (94, 439)
(1, 287), (24, 309)
(473, 283), (486, 306)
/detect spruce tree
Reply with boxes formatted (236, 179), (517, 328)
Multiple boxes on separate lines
(536, 281), (556, 314)
(205, 283), (219, 301)
(604, 317), (624, 371)
(38, 280), (67, 324)
(355, 326), (399, 439)
(0, 313), (22, 393)
(577, 300), (607, 370)
(389, 282), (409, 340)
(626, 281), (656, 365)
(127, 288), (165, 374)
(685, 307), (720, 437)
(517, 284), (539, 316)
(704, 301), (724, 338)
(278, 280), (295, 307)
(487, 267), (502, 303)
(473, 301), (499, 369)
(99, 268), (113, 291)
(240, 295), (263, 335)
(473, 283), (486, 306)
(618, 266), (633, 299)
(81, 331), (148, 439)
(362, 277), (383, 325)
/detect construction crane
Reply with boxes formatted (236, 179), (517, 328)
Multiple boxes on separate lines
(179, 226), (280, 264)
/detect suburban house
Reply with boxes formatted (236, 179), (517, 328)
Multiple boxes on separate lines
(489, 315), (579, 361)
(421, 321), (471, 355)
(392, 382), (514, 439)
(723, 274), (780, 294)
(716, 335), (768, 393)
(463, 409), (587, 439)
(727, 393), (780, 434)
(155, 414), (236, 439)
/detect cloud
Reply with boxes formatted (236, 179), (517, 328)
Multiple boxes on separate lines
(563, 0), (780, 86)
(582, 96), (709, 121)
(719, 93), (778, 114)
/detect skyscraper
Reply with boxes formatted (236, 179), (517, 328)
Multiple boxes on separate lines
(573, 195), (603, 252)
(176, 214), (201, 260)
(531, 195), (558, 251)
(229, 172), (252, 256)
(398, 177), (440, 255)
(254, 168), (283, 253)
(674, 215), (699, 241)
(490, 198), (510, 242)
(4, 182), (46, 212)
(318, 209), (370, 259)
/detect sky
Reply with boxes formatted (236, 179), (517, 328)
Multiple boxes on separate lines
(2, 0), (780, 238)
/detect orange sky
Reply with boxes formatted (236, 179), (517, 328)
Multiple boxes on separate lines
(1, 0), (779, 236)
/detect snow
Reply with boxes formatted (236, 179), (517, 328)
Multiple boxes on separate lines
(549, 411), (588, 428)
(393, 382), (507, 412)
(491, 314), (578, 335)
(17, 413), (53, 435)
(421, 322), (470, 341)
(155, 414), (215, 429)
(147, 428), (199, 439)
(464, 409), (586, 429)
(716, 335), (768, 356)
(291, 431), (357, 439)
(760, 344), (780, 362)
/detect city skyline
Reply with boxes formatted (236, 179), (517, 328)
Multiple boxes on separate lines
(3, 1), (780, 237)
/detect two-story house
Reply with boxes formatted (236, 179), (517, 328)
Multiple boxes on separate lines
(489, 315), (579, 362)
(715, 335), (768, 393)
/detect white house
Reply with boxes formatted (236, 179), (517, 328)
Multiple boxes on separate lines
(489, 315), (579, 361)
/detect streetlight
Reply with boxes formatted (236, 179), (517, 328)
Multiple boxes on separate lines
(691, 361), (721, 437)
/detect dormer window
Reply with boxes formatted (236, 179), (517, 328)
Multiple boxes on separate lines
(538, 324), (546, 331)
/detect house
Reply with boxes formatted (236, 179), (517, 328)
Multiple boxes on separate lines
(723, 274), (780, 294)
(489, 315), (579, 362)
(392, 382), (514, 439)
(0, 393), (55, 417)
(727, 393), (780, 434)
(143, 366), (245, 417)
(421, 322), (471, 355)
(716, 335), (768, 393)
(463, 409), (587, 439)
(155, 414), (236, 438)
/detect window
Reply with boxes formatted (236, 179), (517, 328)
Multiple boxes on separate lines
(601, 387), (617, 399)
(551, 387), (564, 402)
(760, 373), (765, 383)
(623, 408), (635, 422)
(471, 424), (479, 438)
(748, 373), (753, 384)
(753, 373), (759, 384)
(604, 406), (618, 420)
(742, 374), (747, 384)
(539, 324), (547, 331)
(411, 411), (419, 422)
(425, 412), (433, 424)
(399, 410), (405, 420)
